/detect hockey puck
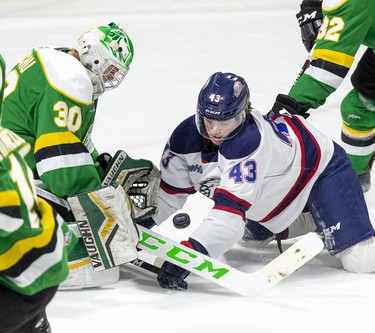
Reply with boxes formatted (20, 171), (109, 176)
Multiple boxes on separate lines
(172, 213), (191, 229)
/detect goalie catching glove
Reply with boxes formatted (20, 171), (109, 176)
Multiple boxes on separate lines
(68, 183), (139, 271)
(99, 150), (161, 222)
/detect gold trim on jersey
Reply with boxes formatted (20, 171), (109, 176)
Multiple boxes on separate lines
(342, 123), (375, 139)
(0, 190), (20, 207)
(34, 131), (80, 153)
(313, 49), (354, 68)
(322, 0), (348, 12)
(0, 199), (55, 270)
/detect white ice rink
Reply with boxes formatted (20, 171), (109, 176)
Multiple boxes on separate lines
(1, 1), (374, 332)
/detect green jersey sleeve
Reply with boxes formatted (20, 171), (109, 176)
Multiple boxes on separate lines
(0, 54), (4, 110)
(289, 0), (375, 108)
(1, 48), (102, 197)
(0, 127), (77, 296)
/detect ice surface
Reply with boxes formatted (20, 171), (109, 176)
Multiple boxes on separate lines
(1, 1), (374, 332)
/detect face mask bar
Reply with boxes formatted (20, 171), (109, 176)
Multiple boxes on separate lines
(98, 58), (129, 90)
(78, 41), (129, 92)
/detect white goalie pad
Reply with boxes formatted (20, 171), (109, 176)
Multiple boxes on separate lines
(101, 150), (161, 221)
(68, 184), (139, 271)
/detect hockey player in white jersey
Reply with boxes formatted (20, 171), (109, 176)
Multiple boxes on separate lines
(143, 72), (375, 290)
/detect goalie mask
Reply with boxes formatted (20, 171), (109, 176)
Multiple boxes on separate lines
(78, 22), (134, 97)
(195, 72), (250, 145)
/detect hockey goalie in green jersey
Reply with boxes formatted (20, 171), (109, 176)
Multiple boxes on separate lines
(1, 23), (160, 289)
(0, 53), (77, 333)
(271, 0), (375, 192)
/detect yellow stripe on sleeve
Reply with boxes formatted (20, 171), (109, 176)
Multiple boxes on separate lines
(34, 131), (80, 153)
(342, 123), (375, 139)
(0, 190), (20, 207)
(0, 198), (55, 270)
(313, 49), (354, 68)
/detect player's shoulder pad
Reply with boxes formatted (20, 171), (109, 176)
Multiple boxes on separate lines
(35, 48), (93, 104)
(169, 115), (205, 154)
(219, 114), (261, 160)
(322, 0), (347, 11)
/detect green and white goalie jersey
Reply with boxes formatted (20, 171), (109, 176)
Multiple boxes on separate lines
(1, 47), (102, 197)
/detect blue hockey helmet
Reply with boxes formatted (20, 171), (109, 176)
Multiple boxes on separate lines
(196, 72), (250, 141)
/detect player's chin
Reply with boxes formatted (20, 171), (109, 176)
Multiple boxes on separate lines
(210, 136), (224, 146)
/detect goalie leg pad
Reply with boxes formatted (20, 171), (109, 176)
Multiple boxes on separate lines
(68, 184), (139, 271)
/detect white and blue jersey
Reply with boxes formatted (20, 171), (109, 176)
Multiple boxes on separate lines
(154, 109), (374, 258)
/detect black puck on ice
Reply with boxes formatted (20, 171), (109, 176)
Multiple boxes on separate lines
(172, 213), (191, 229)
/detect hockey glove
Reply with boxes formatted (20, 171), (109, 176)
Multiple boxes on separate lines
(296, 0), (322, 52)
(268, 94), (311, 119)
(157, 238), (208, 290)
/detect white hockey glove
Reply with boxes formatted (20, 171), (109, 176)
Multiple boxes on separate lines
(101, 150), (161, 222)
(67, 183), (139, 271)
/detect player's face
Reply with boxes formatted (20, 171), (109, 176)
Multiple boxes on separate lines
(203, 117), (239, 146)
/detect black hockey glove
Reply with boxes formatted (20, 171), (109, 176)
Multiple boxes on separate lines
(157, 238), (208, 290)
(296, 0), (322, 52)
(268, 94), (312, 119)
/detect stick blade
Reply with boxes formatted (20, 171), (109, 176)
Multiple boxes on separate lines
(260, 232), (324, 286)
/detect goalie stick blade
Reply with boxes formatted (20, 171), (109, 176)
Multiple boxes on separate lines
(137, 226), (324, 296)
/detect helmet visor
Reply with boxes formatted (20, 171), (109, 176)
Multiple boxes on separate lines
(195, 108), (245, 145)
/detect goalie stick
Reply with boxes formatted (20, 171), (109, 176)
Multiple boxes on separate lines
(37, 187), (324, 295)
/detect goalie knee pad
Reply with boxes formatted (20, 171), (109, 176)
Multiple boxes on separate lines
(336, 236), (375, 273)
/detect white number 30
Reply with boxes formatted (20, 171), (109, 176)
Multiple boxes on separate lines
(54, 101), (82, 132)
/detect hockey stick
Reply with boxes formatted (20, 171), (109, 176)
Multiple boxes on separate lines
(290, 45), (315, 91)
(37, 188), (324, 295)
(137, 225), (324, 296)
